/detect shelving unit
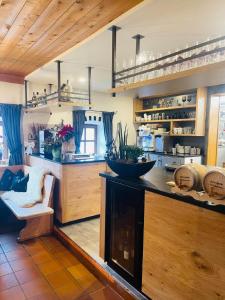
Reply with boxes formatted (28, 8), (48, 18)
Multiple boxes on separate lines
(25, 61), (92, 113)
(135, 118), (196, 124)
(109, 54), (225, 94)
(135, 104), (196, 113)
(134, 87), (207, 137)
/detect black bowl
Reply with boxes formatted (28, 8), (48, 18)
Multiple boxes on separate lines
(106, 159), (156, 178)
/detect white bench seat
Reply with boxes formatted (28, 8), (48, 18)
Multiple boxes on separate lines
(0, 165), (55, 242)
(1, 200), (53, 220)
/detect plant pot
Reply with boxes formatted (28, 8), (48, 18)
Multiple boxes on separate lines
(52, 148), (61, 160)
(106, 159), (156, 178)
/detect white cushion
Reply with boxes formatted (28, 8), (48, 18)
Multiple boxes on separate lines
(2, 198), (53, 220)
(26, 167), (48, 203)
(1, 167), (49, 208)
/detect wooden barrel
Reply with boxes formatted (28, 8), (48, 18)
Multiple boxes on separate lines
(174, 163), (208, 191)
(203, 168), (225, 200)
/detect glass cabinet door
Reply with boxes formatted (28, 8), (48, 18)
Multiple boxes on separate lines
(105, 180), (144, 289)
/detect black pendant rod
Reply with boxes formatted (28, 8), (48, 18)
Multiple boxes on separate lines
(132, 34), (144, 63)
(55, 60), (62, 100)
(87, 66), (92, 107)
(48, 83), (53, 94)
(24, 80), (28, 108)
(108, 25), (121, 97)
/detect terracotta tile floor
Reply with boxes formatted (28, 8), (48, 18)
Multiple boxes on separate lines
(0, 232), (124, 300)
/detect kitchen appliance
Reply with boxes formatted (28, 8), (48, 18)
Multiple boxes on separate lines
(155, 133), (172, 153)
(39, 129), (53, 155)
(105, 180), (144, 289)
(137, 135), (155, 151)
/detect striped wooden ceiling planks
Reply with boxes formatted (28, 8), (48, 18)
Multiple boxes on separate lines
(0, 0), (143, 83)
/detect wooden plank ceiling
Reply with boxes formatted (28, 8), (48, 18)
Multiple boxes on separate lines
(0, 0), (142, 83)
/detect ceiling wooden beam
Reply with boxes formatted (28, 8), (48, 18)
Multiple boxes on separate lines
(0, 73), (24, 84)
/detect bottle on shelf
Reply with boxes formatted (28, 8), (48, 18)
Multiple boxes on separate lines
(43, 88), (47, 104)
(64, 80), (71, 101)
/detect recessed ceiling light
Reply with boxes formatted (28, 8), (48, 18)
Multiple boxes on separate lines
(78, 77), (86, 83)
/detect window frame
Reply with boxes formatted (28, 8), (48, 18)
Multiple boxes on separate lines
(80, 124), (97, 154)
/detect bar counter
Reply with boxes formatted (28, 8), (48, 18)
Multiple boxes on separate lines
(26, 154), (106, 223)
(99, 168), (225, 299)
(100, 167), (225, 214)
(29, 153), (105, 164)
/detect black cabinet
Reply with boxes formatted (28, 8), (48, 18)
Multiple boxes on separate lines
(105, 179), (144, 289)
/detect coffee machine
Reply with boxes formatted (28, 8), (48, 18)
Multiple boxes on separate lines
(154, 133), (172, 153)
(137, 126), (155, 151)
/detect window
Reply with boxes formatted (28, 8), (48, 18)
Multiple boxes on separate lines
(80, 125), (97, 154)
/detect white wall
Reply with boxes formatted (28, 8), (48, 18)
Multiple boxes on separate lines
(23, 90), (136, 152)
(0, 81), (23, 104)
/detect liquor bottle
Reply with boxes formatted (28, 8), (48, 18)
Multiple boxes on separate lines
(36, 92), (39, 106)
(43, 88), (47, 104)
(64, 80), (71, 101)
(123, 230), (130, 261)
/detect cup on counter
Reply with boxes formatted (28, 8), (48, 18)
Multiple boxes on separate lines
(172, 147), (177, 155)
(190, 147), (197, 155)
(177, 145), (185, 154)
(196, 148), (201, 155)
(177, 127), (183, 135)
(184, 146), (191, 154)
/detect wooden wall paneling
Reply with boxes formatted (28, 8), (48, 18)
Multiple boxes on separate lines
(0, 73), (24, 84)
(0, 0), (142, 76)
(62, 162), (106, 223)
(195, 87), (207, 136)
(99, 177), (106, 259)
(12, 0), (143, 75)
(133, 97), (142, 122)
(142, 191), (225, 300)
(0, 0), (52, 68)
(206, 95), (220, 165)
(2, 0), (102, 73)
(0, 0), (26, 41)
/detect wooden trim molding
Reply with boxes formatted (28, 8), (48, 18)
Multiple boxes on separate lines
(207, 95), (220, 165)
(0, 73), (24, 84)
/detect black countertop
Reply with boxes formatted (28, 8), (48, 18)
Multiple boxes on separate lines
(30, 154), (105, 165)
(100, 168), (225, 215)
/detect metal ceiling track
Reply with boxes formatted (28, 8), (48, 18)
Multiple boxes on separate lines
(109, 30), (225, 92)
(24, 61), (93, 111)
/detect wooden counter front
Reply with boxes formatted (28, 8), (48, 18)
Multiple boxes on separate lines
(26, 155), (106, 223)
(142, 191), (225, 300)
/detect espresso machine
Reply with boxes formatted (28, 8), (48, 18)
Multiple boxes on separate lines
(136, 126), (155, 151)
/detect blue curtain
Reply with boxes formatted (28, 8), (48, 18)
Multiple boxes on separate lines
(102, 112), (114, 151)
(73, 110), (86, 153)
(0, 104), (23, 165)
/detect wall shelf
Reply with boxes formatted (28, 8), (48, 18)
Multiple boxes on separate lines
(109, 60), (225, 93)
(134, 87), (207, 137)
(136, 104), (196, 113)
(135, 118), (196, 124)
(25, 99), (91, 114)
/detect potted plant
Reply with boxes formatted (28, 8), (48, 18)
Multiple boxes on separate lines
(52, 138), (62, 160)
(105, 122), (155, 178)
(57, 124), (74, 158)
